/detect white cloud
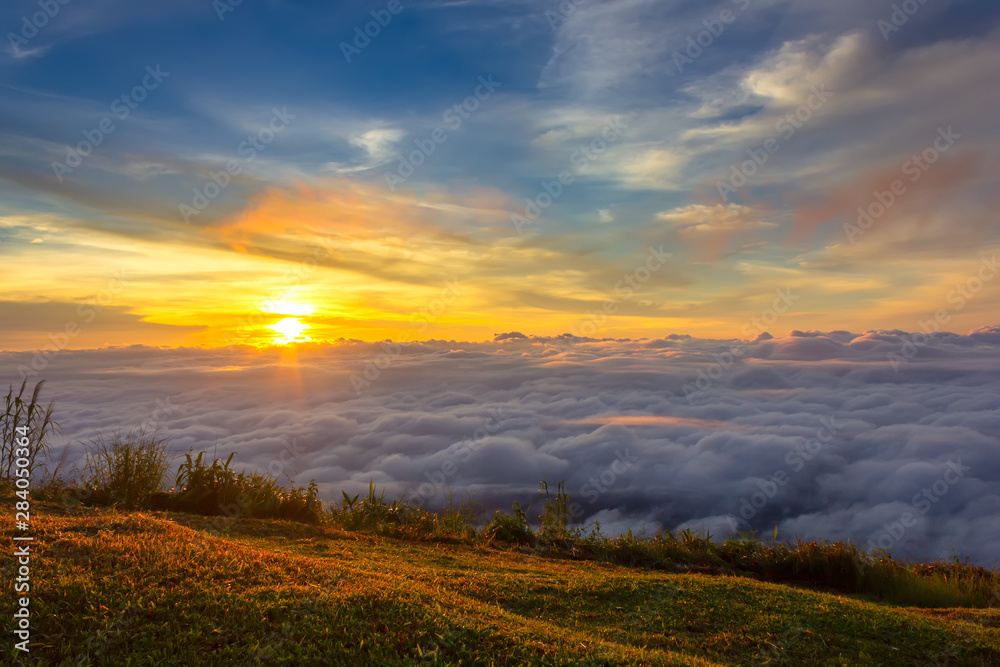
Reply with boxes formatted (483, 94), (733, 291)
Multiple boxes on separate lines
(349, 128), (405, 163)
(657, 203), (778, 234)
(679, 27), (1000, 192)
(6, 326), (1000, 565)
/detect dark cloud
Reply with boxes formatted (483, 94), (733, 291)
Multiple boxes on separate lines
(0, 300), (198, 333)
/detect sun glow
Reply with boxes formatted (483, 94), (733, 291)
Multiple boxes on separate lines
(266, 317), (312, 345)
(262, 299), (315, 317)
(258, 299), (316, 345)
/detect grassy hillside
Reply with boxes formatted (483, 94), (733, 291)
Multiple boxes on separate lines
(6, 503), (999, 666)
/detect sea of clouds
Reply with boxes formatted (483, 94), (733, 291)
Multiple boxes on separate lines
(3, 326), (999, 565)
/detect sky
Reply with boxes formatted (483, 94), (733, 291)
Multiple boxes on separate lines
(1, 0), (999, 349)
(2, 1), (1000, 564)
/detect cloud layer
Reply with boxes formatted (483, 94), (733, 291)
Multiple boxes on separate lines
(5, 326), (999, 565)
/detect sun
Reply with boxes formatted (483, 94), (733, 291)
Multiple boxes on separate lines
(266, 317), (312, 345)
(258, 298), (316, 345)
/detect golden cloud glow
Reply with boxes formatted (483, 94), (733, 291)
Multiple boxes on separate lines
(4, 173), (998, 352)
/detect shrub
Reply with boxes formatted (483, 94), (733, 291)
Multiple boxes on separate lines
(172, 450), (322, 524)
(330, 480), (439, 534)
(83, 427), (170, 509)
(1, 379), (58, 483)
(537, 480), (574, 544)
(439, 490), (481, 540)
(483, 502), (534, 545)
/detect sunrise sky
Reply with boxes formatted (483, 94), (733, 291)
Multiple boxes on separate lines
(2, 0), (999, 350)
(3, 1), (1000, 565)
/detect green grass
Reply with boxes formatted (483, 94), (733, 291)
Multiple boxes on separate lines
(4, 503), (999, 665)
(32, 469), (1000, 611)
(16, 454), (1000, 663)
(321, 480), (1000, 611)
(34, 430), (998, 612)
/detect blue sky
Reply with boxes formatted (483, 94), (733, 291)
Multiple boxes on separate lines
(2, 0), (999, 348)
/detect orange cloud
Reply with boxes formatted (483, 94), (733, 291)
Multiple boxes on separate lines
(212, 178), (515, 257)
(789, 152), (983, 245)
(564, 415), (749, 429)
(658, 200), (781, 260)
